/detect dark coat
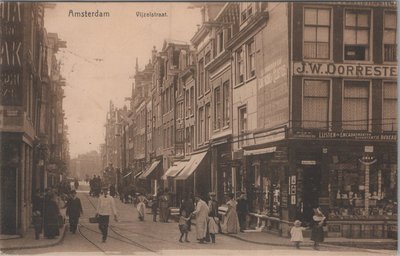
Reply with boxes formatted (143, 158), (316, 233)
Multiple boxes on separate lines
(66, 197), (83, 218)
(310, 219), (325, 242)
(44, 199), (60, 238)
(237, 198), (249, 214)
(208, 199), (219, 217)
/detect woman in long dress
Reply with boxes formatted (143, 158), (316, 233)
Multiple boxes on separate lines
(43, 193), (60, 239)
(310, 208), (326, 250)
(223, 194), (240, 234)
(137, 194), (147, 221)
(191, 195), (209, 243)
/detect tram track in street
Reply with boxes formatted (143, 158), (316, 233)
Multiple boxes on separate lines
(83, 193), (159, 253)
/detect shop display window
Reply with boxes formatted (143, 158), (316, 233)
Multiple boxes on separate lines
(329, 156), (397, 220)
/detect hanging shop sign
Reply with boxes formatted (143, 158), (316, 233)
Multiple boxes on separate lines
(293, 62), (397, 79)
(292, 131), (397, 142)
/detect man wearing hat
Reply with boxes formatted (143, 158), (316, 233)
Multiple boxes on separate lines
(66, 190), (83, 234)
(96, 187), (118, 242)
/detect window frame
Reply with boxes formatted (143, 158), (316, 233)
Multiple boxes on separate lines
(236, 47), (244, 85)
(383, 10), (397, 63)
(214, 86), (221, 130)
(222, 80), (230, 127)
(246, 39), (256, 79)
(238, 105), (248, 148)
(198, 106), (204, 144)
(343, 8), (372, 62)
(382, 80), (397, 132)
(303, 7), (332, 60)
(302, 79), (331, 130)
(342, 80), (371, 131)
(240, 2), (253, 24)
(198, 58), (205, 96)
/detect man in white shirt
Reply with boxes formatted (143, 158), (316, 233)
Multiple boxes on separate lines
(96, 187), (118, 242)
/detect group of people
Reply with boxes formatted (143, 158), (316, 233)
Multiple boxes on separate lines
(89, 175), (102, 197)
(175, 192), (248, 244)
(32, 186), (83, 240)
(290, 208), (326, 250)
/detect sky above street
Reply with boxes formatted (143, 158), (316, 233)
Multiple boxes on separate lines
(44, 3), (202, 158)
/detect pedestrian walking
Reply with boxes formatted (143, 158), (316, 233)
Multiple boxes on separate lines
(290, 220), (307, 249)
(191, 195), (209, 244)
(74, 179), (79, 190)
(180, 194), (194, 231)
(150, 195), (158, 222)
(96, 187), (118, 242)
(43, 192), (61, 239)
(136, 194), (147, 221)
(311, 208), (326, 250)
(66, 190), (83, 234)
(207, 192), (219, 243)
(110, 184), (116, 197)
(159, 189), (171, 222)
(178, 210), (190, 243)
(237, 192), (249, 232)
(222, 193), (240, 234)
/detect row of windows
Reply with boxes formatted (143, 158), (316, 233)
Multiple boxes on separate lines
(303, 8), (397, 62)
(302, 79), (397, 131)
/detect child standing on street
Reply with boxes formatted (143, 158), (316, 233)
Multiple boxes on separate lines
(290, 220), (306, 249)
(178, 210), (190, 243)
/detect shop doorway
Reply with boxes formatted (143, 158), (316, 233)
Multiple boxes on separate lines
(302, 165), (321, 223)
(1, 166), (17, 234)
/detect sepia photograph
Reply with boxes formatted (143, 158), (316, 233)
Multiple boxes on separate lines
(0, 1), (398, 255)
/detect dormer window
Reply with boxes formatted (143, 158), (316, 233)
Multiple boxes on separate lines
(241, 2), (253, 23)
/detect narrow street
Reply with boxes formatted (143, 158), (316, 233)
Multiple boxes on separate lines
(3, 184), (395, 256)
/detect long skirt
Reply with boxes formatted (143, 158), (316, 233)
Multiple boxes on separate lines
(311, 225), (324, 242)
(137, 202), (145, 220)
(208, 217), (219, 234)
(223, 210), (240, 234)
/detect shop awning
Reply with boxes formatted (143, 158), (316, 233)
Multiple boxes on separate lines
(139, 161), (161, 180)
(244, 146), (276, 156)
(175, 151), (207, 180)
(123, 172), (132, 179)
(134, 171), (143, 179)
(162, 161), (188, 180)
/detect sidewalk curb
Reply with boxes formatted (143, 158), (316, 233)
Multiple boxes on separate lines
(223, 233), (397, 251)
(0, 225), (67, 252)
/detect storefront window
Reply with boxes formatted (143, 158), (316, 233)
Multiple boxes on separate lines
(329, 155), (397, 219)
